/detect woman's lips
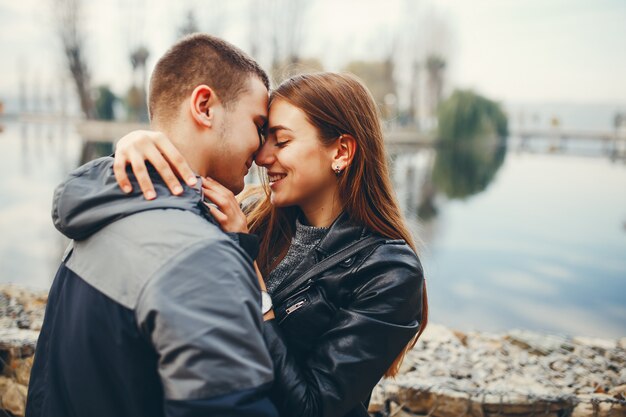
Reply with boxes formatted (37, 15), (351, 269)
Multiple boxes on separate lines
(268, 172), (287, 186)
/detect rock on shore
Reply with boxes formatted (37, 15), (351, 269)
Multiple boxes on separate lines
(0, 284), (46, 416)
(0, 284), (624, 417)
(369, 324), (626, 416)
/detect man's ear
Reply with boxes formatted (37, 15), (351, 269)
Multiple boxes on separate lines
(331, 134), (357, 171)
(189, 85), (219, 127)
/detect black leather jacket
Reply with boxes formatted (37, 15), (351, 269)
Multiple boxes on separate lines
(262, 212), (424, 417)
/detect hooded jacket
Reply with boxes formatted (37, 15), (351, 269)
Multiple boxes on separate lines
(26, 157), (278, 417)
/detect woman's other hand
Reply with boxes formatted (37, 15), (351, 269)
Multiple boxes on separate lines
(203, 179), (275, 320)
(202, 177), (249, 234)
(113, 130), (197, 200)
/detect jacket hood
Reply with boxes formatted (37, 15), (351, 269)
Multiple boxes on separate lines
(53, 157), (206, 240)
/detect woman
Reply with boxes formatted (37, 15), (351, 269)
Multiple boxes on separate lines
(115, 72), (428, 417)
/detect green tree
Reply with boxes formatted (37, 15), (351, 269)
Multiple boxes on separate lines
(433, 89), (509, 200)
(94, 85), (117, 120)
(437, 89), (508, 143)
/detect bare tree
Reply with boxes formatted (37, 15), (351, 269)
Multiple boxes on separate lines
(425, 54), (446, 122)
(53, 0), (95, 119)
(344, 59), (397, 116)
(128, 46), (150, 122)
(407, 60), (421, 127)
(398, 0), (422, 127)
(178, 4), (224, 38)
(178, 9), (200, 38)
(130, 46), (150, 90)
(395, 0), (452, 127)
(18, 58), (27, 114)
(204, 1), (225, 37)
(247, 0), (264, 60)
(421, 7), (451, 124)
(265, 0), (310, 83)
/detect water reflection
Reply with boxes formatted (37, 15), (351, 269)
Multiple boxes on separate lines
(1, 122), (625, 338)
(432, 140), (507, 200)
(387, 136), (626, 338)
(0, 121), (82, 289)
(389, 137), (508, 224)
(390, 147), (437, 222)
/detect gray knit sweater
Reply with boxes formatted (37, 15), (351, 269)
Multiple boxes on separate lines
(266, 219), (329, 294)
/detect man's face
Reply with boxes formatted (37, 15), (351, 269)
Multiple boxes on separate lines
(209, 76), (268, 194)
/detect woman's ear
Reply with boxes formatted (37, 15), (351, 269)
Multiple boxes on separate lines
(331, 134), (357, 171)
(189, 85), (219, 128)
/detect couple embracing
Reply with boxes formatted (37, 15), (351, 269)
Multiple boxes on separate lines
(26, 34), (428, 417)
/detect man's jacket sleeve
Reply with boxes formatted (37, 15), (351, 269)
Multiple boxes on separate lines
(135, 239), (278, 417)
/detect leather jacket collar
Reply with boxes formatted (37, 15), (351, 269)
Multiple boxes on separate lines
(271, 212), (371, 300)
(313, 211), (369, 260)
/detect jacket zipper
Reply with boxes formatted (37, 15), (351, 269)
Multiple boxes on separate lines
(285, 299), (307, 315)
(279, 282), (313, 324)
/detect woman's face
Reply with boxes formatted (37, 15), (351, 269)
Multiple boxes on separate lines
(255, 99), (338, 210)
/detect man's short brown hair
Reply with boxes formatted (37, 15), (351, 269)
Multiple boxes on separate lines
(148, 33), (269, 122)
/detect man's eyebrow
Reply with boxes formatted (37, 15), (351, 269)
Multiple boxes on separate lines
(268, 125), (293, 134)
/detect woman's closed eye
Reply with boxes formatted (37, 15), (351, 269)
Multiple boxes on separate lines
(275, 140), (290, 148)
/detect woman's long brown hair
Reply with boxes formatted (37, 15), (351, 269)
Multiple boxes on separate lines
(244, 72), (428, 377)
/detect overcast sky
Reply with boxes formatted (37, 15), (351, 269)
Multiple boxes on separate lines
(1, 0), (625, 112)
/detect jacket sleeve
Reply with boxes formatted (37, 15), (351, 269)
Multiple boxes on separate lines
(136, 239), (279, 417)
(263, 242), (424, 417)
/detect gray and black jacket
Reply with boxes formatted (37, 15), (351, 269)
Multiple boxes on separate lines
(26, 157), (278, 417)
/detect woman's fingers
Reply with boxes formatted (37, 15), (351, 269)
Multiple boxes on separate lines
(202, 178), (236, 206)
(205, 203), (228, 226)
(203, 188), (242, 222)
(201, 176), (224, 190)
(203, 186), (231, 209)
(144, 146), (184, 196)
(113, 152), (133, 194)
(129, 154), (156, 200)
(202, 180), (248, 233)
(116, 147), (175, 198)
(153, 134), (197, 187)
(113, 130), (198, 197)
(114, 131), (155, 193)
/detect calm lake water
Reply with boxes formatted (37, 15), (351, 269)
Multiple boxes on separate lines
(1, 120), (625, 338)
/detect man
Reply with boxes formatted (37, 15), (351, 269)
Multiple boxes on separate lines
(26, 34), (277, 417)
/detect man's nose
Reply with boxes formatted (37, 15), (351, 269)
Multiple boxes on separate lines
(254, 143), (274, 166)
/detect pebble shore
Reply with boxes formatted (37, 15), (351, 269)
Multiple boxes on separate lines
(0, 284), (624, 417)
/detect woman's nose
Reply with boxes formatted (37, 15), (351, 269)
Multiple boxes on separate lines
(254, 142), (275, 166)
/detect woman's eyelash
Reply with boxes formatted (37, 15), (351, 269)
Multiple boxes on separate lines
(275, 140), (288, 147)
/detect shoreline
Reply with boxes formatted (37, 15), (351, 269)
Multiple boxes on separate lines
(369, 324), (626, 416)
(0, 284), (624, 417)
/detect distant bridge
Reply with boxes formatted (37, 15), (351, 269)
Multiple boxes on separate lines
(510, 128), (626, 157)
(510, 129), (625, 142)
(7, 117), (626, 158)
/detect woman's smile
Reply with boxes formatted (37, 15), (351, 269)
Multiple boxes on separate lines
(268, 172), (287, 186)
